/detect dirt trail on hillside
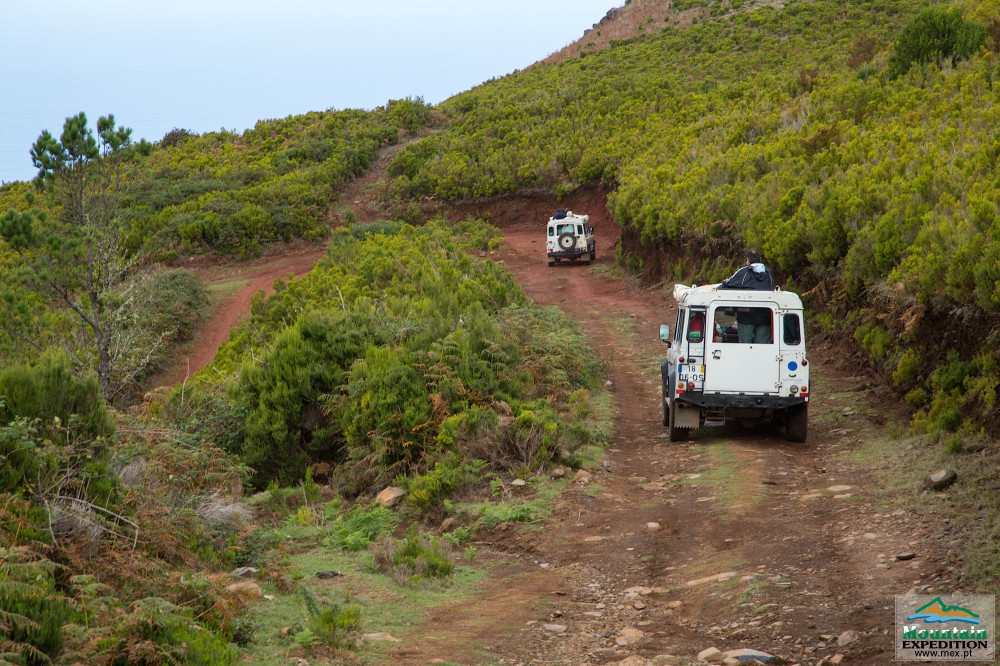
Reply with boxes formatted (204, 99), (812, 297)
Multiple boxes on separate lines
(156, 140), (413, 386)
(387, 221), (959, 666)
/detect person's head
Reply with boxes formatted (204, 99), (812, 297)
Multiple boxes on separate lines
(745, 249), (761, 265)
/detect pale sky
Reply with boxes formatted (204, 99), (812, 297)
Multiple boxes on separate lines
(0, 0), (617, 184)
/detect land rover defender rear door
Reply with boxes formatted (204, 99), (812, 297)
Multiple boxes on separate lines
(703, 302), (780, 395)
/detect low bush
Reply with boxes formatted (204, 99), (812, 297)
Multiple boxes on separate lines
(324, 503), (398, 552)
(370, 525), (454, 584)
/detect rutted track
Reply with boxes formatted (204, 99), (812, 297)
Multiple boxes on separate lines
(388, 222), (955, 665)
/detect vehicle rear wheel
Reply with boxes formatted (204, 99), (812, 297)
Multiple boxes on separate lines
(548, 257), (555, 267)
(590, 244), (596, 262)
(785, 404), (808, 442)
(661, 395), (669, 427)
(582, 254), (592, 265)
(668, 401), (689, 442)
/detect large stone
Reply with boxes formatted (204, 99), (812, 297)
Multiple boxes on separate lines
(925, 469), (958, 491)
(376, 486), (406, 507)
(697, 647), (724, 663)
(837, 629), (859, 647)
(224, 581), (263, 599)
(230, 566), (258, 578)
(574, 470), (593, 483)
(723, 648), (778, 663)
(616, 657), (653, 666)
(543, 623), (567, 633)
(616, 626), (645, 646)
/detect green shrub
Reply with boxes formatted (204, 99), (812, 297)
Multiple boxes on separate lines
(888, 6), (987, 79)
(324, 503), (397, 551)
(0, 353), (113, 445)
(98, 597), (238, 666)
(299, 585), (361, 648)
(905, 387), (929, 408)
(371, 525), (454, 582)
(233, 311), (384, 488)
(0, 545), (71, 665)
(893, 348), (921, 385)
(402, 454), (488, 513)
(931, 350), (972, 393)
(854, 324), (894, 362)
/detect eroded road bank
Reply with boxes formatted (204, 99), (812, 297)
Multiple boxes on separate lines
(389, 225), (959, 666)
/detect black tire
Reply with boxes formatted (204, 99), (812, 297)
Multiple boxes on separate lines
(582, 254), (592, 265)
(558, 233), (575, 251)
(548, 257), (555, 267)
(668, 400), (689, 442)
(590, 243), (596, 262)
(661, 395), (669, 427)
(785, 404), (808, 442)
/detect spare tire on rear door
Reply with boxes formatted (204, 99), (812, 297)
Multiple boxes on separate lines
(558, 233), (575, 251)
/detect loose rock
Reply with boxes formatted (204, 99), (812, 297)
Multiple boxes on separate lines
(616, 657), (653, 666)
(574, 470), (593, 483)
(551, 466), (567, 479)
(224, 581), (263, 599)
(697, 647), (724, 663)
(723, 647), (778, 663)
(925, 469), (958, 491)
(315, 570), (342, 579)
(647, 521), (661, 532)
(616, 626), (645, 646)
(543, 623), (567, 634)
(895, 552), (916, 561)
(511, 478), (527, 487)
(376, 486), (406, 507)
(837, 629), (859, 647)
(230, 566), (258, 578)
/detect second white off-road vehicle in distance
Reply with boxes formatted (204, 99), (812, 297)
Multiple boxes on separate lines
(546, 210), (595, 266)
(659, 284), (810, 442)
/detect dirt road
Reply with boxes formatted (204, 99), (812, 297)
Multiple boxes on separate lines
(390, 223), (957, 665)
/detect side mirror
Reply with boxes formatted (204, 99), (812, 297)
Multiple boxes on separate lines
(659, 324), (671, 344)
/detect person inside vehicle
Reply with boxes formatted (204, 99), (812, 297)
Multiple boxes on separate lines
(716, 249), (775, 291)
(688, 311), (705, 342)
(716, 250), (775, 343)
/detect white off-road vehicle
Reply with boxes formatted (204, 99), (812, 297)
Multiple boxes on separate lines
(546, 210), (595, 266)
(659, 284), (810, 442)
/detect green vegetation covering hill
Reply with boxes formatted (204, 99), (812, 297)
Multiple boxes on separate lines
(385, 0), (1000, 436)
(176, 220), (605, 491)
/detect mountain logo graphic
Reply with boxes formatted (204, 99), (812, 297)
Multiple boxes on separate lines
(907, 597), (982, 625)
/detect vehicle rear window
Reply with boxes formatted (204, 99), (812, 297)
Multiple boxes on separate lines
(783, 313), (802, 346)
(713, 306), (773, 344)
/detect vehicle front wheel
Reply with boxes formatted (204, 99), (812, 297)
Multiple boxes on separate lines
(785, 404), (808, 442)
(668, 401), (689, 442)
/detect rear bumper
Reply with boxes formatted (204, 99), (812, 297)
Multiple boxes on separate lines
(676, 393), (807, 410)
(548, 249), (590, 258)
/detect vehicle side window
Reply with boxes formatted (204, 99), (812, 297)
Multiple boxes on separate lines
(783, 313), (802, 346)
(674, 309), (686, 343)
(577, 225), (583, 235)
(688, 311), (705, 342)
(548, 227), (554, 236)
